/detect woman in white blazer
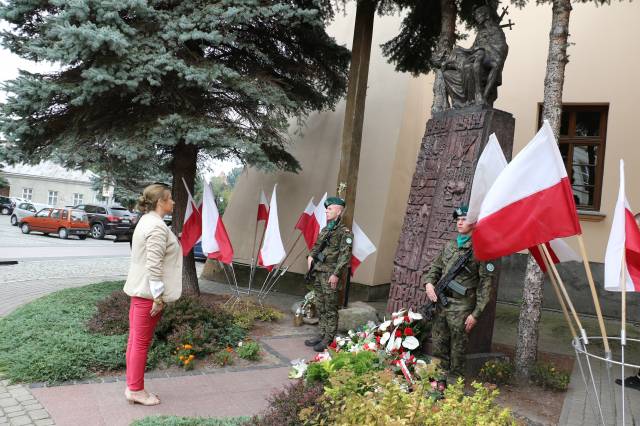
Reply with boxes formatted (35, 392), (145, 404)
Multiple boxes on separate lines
(123, 183), (183, 405)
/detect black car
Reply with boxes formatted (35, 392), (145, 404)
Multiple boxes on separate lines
(113, 214), (172, 244)
(73, 204), (134, 239)
(0, 196), (14, 215)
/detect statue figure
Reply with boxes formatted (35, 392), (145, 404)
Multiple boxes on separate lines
(441, 5), (509, 108)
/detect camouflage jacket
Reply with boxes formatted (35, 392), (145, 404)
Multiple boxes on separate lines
(309, 221), (353, 276)
(421, 239), (495, 319)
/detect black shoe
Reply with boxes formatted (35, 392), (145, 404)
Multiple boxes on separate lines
(313, 339), (330, 352)
(615, 375), (640, 391)
(304, 336), (323, 347)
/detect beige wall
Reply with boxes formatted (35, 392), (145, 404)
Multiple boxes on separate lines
(226, 0), (640, 287)
(4, 174), (97, 207)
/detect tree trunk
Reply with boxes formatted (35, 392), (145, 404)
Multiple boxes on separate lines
(171, 140), (200, 297)
(431, 0), (456, 113)
(515, 0), (571, 380)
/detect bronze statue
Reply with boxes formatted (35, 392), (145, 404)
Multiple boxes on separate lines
(440, 5), (509, 108)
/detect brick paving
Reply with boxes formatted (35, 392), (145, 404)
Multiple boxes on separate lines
(0, 379), (54, 426)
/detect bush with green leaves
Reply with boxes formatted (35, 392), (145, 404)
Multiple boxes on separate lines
(478, 359), (515, 385)
(531, 362), (571, 391)
(131, 416), (249, 426)
(249, 380), (324, 426)
(305, 350), (386, 385)
(237, 341), (261, 361)
(302, 371), (516, 426)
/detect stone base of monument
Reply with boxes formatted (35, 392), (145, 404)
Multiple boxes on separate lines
(337, 301), (379, 332)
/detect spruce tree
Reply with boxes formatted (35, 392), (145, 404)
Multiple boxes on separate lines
(0, 0), (350, 294)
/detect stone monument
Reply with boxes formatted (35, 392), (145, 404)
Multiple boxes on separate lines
(387, 4), (515, 354)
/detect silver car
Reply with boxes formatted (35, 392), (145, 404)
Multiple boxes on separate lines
(10, 202), (52, 226)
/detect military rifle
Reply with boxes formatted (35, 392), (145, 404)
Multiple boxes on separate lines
(420, 250), (473, 321)
(304, 215), (342, 283)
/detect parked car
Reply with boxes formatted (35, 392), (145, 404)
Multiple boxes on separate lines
(0, 196), (15, 215)
(193, 241), (206, 261)
(20, 208), (90, 239)
(73, 204), (134, 239)
(10, 202), (52, 226)
(113, 214), (172, 244)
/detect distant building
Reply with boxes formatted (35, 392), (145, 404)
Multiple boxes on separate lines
(0, 162), (102, 207)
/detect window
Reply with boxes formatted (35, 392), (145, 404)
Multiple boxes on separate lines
(48, 191), (59, 206)
(61, 210), (68, 220)
(538, 105), (608, 211)
(73, 193), (83, 205)
(36, 208), (52, 218)
(97, 207), (107, 214)
(50, 209), (60, 219)
(22, 188), (33, 201)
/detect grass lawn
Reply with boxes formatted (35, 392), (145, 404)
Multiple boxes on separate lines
(0, 281), (127, 384)
(131, 416), (249, 426)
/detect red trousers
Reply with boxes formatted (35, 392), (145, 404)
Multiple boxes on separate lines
(126, 297), (162, 391)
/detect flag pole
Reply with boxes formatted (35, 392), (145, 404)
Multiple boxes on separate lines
(576, 234), (611, 357)
(248, 192), (261, 293)
(620, 254), (627, 426)
(260, 232), (303, 296)
(536, 245), (577, 339)
(181, 177), (199, 212)
(540, 244), (584, 338)
(259, 244), (308, 300)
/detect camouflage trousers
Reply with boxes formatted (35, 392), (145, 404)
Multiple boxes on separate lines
(313, 271), (339, 341)
(431, 309), (472, 379)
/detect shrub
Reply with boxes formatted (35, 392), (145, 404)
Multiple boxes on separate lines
(250, 380), (324, 426)
(306, 350), (385, 384)
(223, 301), (283, 330)
(213, 349), (235, 367)
(237, 341), (261, 361)
(479, 359), (515, 385)
(131, 416), (249, 426)
(310, 372), (516, 426)
(86, 290), (130, 335)
(531, 362), (570, 391)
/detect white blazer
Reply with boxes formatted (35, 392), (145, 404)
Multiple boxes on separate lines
(124, 211), (183, 302)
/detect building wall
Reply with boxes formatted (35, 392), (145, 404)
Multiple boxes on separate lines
(3, 173), (97, 207)
(225, 1), (640, 288)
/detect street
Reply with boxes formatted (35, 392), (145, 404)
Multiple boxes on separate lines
(0, 214), (132, 316)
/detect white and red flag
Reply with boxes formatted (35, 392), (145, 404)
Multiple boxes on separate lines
(528, 238), (580, 273)
(180, 185), (202, 256)
(305, 193), (327, 248)
(604, 160), (640, 292)
(201, 181), (234, 264)
(473, 120), (581, 260)
(295, 198), (316, 249)
(257, 190), (269, 222)
(351, 222), (376, 276)
(466, 133), (508, 224)
(258, 185), (286, 271)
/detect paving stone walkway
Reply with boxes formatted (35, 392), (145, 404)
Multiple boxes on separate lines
(0, 379), (54, 426)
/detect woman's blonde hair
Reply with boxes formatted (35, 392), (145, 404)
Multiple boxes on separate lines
(136, 184), (171, 213)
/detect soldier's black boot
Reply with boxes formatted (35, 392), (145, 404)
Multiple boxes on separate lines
(313, 338), (330, 352)
(304, 336), (323, 347)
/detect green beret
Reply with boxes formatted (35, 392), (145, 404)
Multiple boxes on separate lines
(324, 197), (346, 208)
(452, 204), (469, 219)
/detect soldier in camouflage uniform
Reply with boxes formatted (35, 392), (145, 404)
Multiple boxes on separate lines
(422, 205), (495, 378)
(304, 197), (353, 352)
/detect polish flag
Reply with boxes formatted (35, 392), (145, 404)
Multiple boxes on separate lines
(466, 133), (508, 224)
(351, 222), (376, 276)
(604, 160), (640, 292)
(528, 238), (580, 273)
(305, 193), (327, 248)
(257, 190), (269, 222)
(258, 185), (286, 270)
(295, 198), (316, 250)
(473, 120), (581, 260)
(180, 192), (202, 256)
(201, 181), (234, 264)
